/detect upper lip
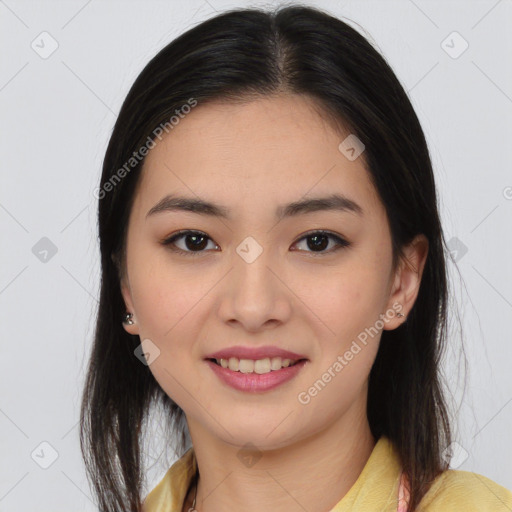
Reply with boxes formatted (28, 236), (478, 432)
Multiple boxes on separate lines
(205, 345), (308, 361)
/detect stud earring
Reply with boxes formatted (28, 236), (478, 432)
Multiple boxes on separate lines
(123, 312), (135, 325)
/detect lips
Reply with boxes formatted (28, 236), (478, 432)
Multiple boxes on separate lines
(205, 358), (308, 392)
(204, 345), (308, 361)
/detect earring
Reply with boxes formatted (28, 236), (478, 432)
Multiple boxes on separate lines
(397, 309), (406, 319)
(123, 312), (135, 325)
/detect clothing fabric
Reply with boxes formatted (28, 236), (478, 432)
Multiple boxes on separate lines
(397, 471), (410, 512)
(142, 436), (512, 512)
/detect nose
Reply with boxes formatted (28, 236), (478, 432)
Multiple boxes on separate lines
(216, 243), (292, 332)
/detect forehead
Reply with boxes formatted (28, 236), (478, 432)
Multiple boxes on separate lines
(134, 94), (384, 222)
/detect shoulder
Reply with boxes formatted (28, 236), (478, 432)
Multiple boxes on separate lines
(419, 469), (512, 511)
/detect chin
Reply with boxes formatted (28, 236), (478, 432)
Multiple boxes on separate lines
(212, 418), (302, 450)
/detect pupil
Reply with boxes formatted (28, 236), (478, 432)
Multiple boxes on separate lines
(308, 234), (328, 251)
(186, 234), (207, 251)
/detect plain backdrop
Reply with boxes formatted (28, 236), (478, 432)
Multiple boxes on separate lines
(1, 0), (511, 510)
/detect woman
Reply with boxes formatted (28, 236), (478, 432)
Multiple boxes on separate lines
(80, 5), (512, 512)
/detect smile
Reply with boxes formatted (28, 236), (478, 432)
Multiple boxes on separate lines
(205, 358), (308, 392)
(209, 356), (304, 374)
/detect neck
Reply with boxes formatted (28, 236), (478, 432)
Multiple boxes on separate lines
(184, 404), (376, 512)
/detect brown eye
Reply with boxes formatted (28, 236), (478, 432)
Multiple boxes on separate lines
(161, 229), (350, 257)
(291, 230), (350, 255)
(161, 230), (218, 255)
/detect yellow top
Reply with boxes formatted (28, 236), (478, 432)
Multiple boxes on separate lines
(142, 436), (512, 512)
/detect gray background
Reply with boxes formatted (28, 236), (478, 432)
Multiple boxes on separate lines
(1, 0), (511, 510)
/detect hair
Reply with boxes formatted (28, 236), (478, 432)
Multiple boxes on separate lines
(80, 4), (458, 511)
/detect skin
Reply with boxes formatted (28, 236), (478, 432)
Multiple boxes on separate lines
(120, 94), (428, 512)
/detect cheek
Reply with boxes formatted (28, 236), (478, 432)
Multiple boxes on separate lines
(308, 265), (385, 340)
(299, 259), (387, 398)
(128, 252), (207, 337)
(299, 275), (382, 418)
(128, 264), (208, 407)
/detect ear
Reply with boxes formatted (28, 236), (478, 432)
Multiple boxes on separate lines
(383, 234), (429, 330)
(120, 273), (140, 336)
(112, 250), (140, 335)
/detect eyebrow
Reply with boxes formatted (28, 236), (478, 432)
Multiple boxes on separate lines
(146, 193), (364, 220)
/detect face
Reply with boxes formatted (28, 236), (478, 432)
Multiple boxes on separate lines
(120, 94), (427, 450)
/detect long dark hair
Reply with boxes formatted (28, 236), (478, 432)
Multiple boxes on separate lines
(80, 4), (457, 511)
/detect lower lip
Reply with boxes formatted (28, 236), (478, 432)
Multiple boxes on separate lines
(205, 359), (308, 392)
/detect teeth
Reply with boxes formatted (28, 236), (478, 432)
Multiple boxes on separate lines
(239, 359), (254, 373)
(228, 357), (239, 371)
(254, 358), (270, 374)
(216, 356), (299, 374)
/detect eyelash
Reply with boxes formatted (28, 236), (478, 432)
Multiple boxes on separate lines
(160, 229), (350, 257)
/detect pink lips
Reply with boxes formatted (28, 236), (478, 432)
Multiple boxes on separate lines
(204, 345), (308, 361)
(204, 345), (309, 392)
(205, 359), (308, 392)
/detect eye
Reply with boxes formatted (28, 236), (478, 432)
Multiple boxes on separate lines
(291, 230), (350, 255)
(160, 229), (350, 256)
(161, 230), (219, 256)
